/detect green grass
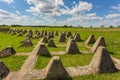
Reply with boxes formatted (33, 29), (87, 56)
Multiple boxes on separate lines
(1, 27), (120, 79)
(1, 27), (120, 55)
(36, 72), (120, 80)
(34, 56), (51, 69)
(0, 55), (27, 71)
(47, 41), (89, 52)
(47, 46), (66, 51)
(34, 72), (120, 80)
(0, 32), (39, 52)
(35, 54), (93, 69)
(78, 45), (89, 51)
(61, 54), (93, 67)
(64, 72), (120, 80)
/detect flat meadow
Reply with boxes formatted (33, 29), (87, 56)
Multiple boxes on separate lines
(0, 27), (120, 80)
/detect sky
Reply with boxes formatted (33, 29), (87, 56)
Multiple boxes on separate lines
(0, 0), (120, 27)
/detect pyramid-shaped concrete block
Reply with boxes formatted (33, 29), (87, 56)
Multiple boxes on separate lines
(85, 34), (95, 45)
(0, 46), (16, 57)
(73, 32), (77, 37)
(37, 43), (51, 57)
(47, 39), (57, 48)
(58, 33), (66, 42)
(43, 56), (70, 80)
(89, 46), (117, 73)
(66, 32), (72, 37)
(74, 33), (82, 42)
(47, 34), (52, 40)
(0, 61), (9, 79)
(55, 31), (59, 36)
(20, 38), (33, 47)
(39, 31), (44, 38)
(41, 37), (48, 43)
(43, 30), (47, 36)
(66, 39), (80, 54)
(67, 36), (74, 46)
(90, 36), (106, 53)
(51, 31), (54, 38)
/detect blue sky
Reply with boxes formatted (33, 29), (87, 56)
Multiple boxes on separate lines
(0, 0), (120, 27)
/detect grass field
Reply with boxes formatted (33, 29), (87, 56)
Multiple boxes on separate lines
(0, 32), (39, 52)
(0, 27), (120, 79)
(0, 55), (27, 71)
(34, 54), (93, 69)
(65, 72), (120, 80)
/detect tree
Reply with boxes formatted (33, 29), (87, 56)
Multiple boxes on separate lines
(11, 25), (22, 27)
(69, 25), (73, 27)
(90, 25), (93, 28)
(63, 25), (68, 27)
(109, 25), (114, 28)
(80, 26), (83, 28)
(78, 25), (83, 28)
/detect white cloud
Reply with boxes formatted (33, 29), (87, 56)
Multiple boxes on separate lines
(67, 13), (102, 22)
(0, 9), (32, 25)
(16, 11), (21, 14)
(61, 1), (92, 15)
(25, 0), (93, 26)
(71, 1), (92, 14)
(26, 0), (64, 17)
(105, 14), (120, 18)
(54, 13), (103, 27)
(0, 0), (14, 4)
(26, 0), (92, 17)
(0, 9), (56, 26)
(0, 9), (14, 19)
(111, 4), (120, 11)
(1, 0), (120, 27)
(86, 13), (102, 19)
(0, 8), (119, 27)
(72, 1), (76, 5)
(95, 19), (120, 27)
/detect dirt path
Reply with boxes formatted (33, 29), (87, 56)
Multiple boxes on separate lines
(25, 56), (120, 80)
(15, 52), (30, 56)
(4, 42), (120, 80)
(51, 50), (90, 55)
(28, 66), (91, 80)
(5, 40), (42, 80)
(22, 66), (91, 80)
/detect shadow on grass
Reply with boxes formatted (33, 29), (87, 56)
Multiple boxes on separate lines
(64, 77), (73, 80)
(39, 55), (52, 58)
(109, 52), (115, 54)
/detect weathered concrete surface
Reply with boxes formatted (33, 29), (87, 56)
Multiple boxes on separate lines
(5, 39), (43, 80)
(85, 34), (95, 45)
(28, 66), (96, 80)
(43, 56), (70, 80)
(0, 46), (16, 57)
(90, 36), (106, 53)
(37, 43), (51, 57)
(0, 61), (9, 79)
(74, 33), (82, 42)
(89, 46), (117, 73)
(66, 39), (80, 54)
(47, 39), (57, 48)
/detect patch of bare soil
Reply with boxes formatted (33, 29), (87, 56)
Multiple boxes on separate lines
(27, 57), (120, 80)
(99, 28), (120, 32)
(15, 52), (30, 56)
(51, 51), (65, 55)
(27, 66), (91, 80)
